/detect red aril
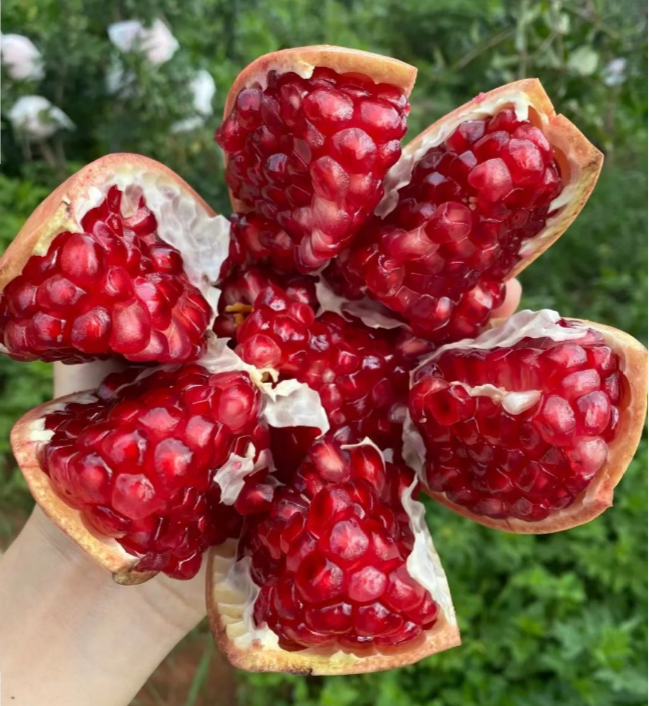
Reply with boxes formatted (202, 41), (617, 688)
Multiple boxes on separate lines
(215, 46), (416, 272)
(213, 266), (317, 340)
(207, 438), (460, 673)
(326, 80), (603, 343)
(407, 310), (648, 532)
(233, 283), (410, 457)
(0, 155), (229, 364)
(14, 363), (269, 580)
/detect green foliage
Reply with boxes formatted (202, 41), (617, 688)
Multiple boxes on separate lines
(0, 0), (647, 703)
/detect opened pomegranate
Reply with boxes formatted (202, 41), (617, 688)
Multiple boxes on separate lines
(0, 154), (229, 363)
(407, 310), (648, 533)
(208, 439), (459, 674)
(233, 282), (409, 455)
(325, 80), (603, 342)
(215, 46), (416, 272)
(4, 45), (647, 678)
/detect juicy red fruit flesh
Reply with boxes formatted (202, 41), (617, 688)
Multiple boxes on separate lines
(0, 186), (211, 363)
(215, 66), (409, 272)
(409, 322), (623, 522)
(330, 109), (563, 342)
(234, 283), (410, 453)
(241, 440), (439, 650)
(41, 365), (268, 579)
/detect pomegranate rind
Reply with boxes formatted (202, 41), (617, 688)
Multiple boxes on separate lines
(221, 45), (417, 215)
(10, 392), (154, 585)
(0, 153), (230, 341)
(206, 452), (461, 675)
(410, 315), (648, 534)
(380, 79), (603, 276)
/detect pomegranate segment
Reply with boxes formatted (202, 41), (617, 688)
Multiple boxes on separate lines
(408, 312), (625, 524)
(328, 108), (563, 342)
(40, 364), (268, 579)
(216, 66), (410, 272)
(233, 282), (410, 455)
(238, 440), (441, 651)
(0, 186), (212, 364)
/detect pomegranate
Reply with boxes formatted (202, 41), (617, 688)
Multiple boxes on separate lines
(207, 439), (459, 674)
(407, 310), (648, 533)
(3, 45), (647, 677)
(324, 80), (604, 342)
(10, 337), (329, 583)
(215, 46), (416, 272)
(0, 154), (230, 363)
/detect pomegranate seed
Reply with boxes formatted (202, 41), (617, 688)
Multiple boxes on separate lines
(233, 284), (409, 454)
(215, 67), (409, 272)
(42, 365), (269, 579)
(240, 439), (437, 651)
(409, 321), (622, 522)
(327, 110), (564, 343)
(0, 188), (211, 364)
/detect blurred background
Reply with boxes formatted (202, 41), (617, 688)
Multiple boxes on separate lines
(0, 0), (647, 704)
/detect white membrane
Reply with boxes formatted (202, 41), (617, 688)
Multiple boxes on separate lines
(402, 411), (427, 481)
(315, 279), (406, 330)
(215, 447), (276, 505)
(416, 309), (588, 373)
(200, 335), (330, 435)
(70, 166), (231, 323)
(244, 61), (314, 92)
(402, 480), (456, 624)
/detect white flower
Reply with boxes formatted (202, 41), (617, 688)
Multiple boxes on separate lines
(105, 60), (135, 96)
(602, 58), (627, 87)
(171, 69), (216, 133)
(107, 19), (179, 66)
(0, 33), (44, 81)
(8, 96), (74, 140)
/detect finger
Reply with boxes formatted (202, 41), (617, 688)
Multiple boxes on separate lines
(54, 359), (126, 398)
(492, 278), (522, 320)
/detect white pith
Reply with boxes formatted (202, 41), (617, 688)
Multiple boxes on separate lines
(200, 335), (330, 435)
(240, 62), (315, 92)
(210, 438), (456, 658)
(215, 447), (278, 505)
(32, 165), (232, 324)
(315, 279), (405, 330)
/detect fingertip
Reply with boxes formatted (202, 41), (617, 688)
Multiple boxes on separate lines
(492, 278), (522, 320)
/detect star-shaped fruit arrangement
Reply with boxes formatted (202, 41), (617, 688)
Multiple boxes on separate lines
(2, 46), (646, 675)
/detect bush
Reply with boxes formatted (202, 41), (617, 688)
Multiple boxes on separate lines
(1, 1), (647, 704)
